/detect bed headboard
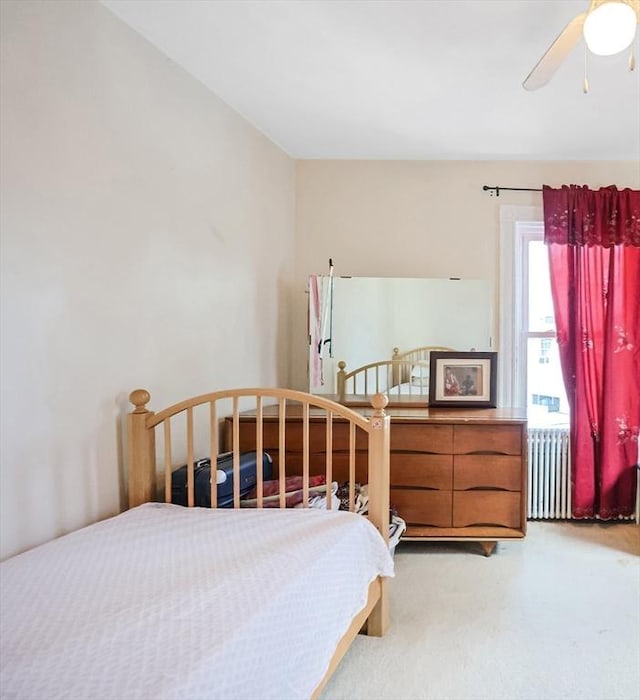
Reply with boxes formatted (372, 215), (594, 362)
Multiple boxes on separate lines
(335, 346), (456, 404)
(127, 387), (391, 540)
(391, 345), (456, 385)
(336, 359), (420, 402)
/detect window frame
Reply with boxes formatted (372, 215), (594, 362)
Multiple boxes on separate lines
(499, 205), (546, 409)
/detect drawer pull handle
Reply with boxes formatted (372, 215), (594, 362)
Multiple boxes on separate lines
(463, 486), (516, 492)
(391, 485), (438, 491)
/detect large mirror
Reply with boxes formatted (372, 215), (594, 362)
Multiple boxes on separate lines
(309, 276), (493, 394)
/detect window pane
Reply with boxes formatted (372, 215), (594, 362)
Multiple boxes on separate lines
(528, 240), (556, 332)
(526, 338), (569, 427)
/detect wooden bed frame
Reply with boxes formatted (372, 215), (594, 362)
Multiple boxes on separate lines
(391, 345), (455, 384)
(127, 387), (391, 699)
(336, 346), (455, 407)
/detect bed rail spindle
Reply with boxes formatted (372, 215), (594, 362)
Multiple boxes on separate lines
(303, 403), (310, 508)
(232, 397), (241, 508)
(209, 401), (218, 508)
(256, 397), (264, 508)
(349, 423), (356, 512)
(325, 411), (333, 510)
(186, 407), (195, 508)
(278, 397), (286, 509)
(163, 419), (172, 503)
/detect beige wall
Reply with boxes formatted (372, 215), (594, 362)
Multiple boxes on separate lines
(292, 160), (640, 390)
(0, 1), (295, 559)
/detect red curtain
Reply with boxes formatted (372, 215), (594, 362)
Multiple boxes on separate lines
(543, 185), (640, 518)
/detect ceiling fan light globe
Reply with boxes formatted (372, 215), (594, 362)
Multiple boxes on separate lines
(583, 1), (638, 56)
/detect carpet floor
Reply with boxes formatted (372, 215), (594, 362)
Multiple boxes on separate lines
(321, 522), (640, 700)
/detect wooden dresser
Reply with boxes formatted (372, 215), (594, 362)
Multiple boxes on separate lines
(225, 406), (527, 556)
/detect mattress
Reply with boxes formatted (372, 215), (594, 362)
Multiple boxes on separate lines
(1, 503), (394, 700)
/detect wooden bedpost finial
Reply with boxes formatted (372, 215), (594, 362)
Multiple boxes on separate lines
(370, 393), (389, 414)
(337, 361), (347, 402)
(129, 389), (151, 414)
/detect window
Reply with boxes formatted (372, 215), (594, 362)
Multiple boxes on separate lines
(499, 206), (569, 428)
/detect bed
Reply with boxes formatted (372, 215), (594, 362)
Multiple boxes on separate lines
(336, 345), (455, 406)
(0, 387), (393, 700)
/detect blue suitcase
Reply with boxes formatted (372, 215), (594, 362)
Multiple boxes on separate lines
(171, 451), (272, 508)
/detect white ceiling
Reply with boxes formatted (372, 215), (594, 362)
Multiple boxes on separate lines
(101, 0), (640, 160)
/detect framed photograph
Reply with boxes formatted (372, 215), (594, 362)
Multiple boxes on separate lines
(428, 352), (497, 408)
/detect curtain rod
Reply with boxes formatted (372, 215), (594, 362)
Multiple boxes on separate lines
(482, 185), (543, 197)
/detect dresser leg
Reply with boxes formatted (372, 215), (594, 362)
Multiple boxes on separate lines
(480, 541), (497, 557)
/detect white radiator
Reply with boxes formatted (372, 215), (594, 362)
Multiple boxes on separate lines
(527, 427), (571, 519)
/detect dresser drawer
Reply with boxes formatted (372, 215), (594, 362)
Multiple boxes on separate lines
(452, 491), (521, 528)
(454, 455), (522, 491)
(391, 489), (452, 527)
(390, 424), (453, 453)
(453, 425), (522, 455)
(391, 454), (452, 490)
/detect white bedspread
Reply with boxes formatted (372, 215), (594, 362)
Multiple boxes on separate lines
(1, 503), (394, 700)
(386, 382), (429, 397)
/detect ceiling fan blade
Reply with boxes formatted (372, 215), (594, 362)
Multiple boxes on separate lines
(523, 12), (587, 90)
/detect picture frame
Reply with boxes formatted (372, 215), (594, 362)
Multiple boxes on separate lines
(428, 351), (497, 408)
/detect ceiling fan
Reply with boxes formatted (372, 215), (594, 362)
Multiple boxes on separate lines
(523, 0), (640, 91)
